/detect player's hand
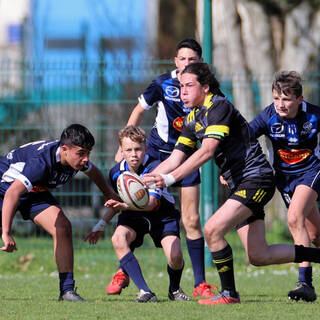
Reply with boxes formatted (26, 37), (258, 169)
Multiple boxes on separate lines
(105, 199), (130, 210)
(142, 173), (166, 188)
(114, 147), (123, 163)
(0, 233), (18, 252)
(83, 231), (103, 244)
(219, 175), (229, 187)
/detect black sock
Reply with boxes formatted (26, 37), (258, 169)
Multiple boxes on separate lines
(294, 245), (320, 263)
(167, 263), (183, 293)
(211, 244), (237, 297)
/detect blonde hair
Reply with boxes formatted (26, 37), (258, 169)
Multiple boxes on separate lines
(118, 125), (146, 146)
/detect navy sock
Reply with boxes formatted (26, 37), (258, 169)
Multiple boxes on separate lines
(59, 272), (75, 295)
(298, 266), (313, 286)
(186, 237), (205, 287)
(120, 251), (150, 292)
(167, 264), (183, 293)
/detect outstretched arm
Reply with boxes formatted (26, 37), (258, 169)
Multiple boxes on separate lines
(1, 180), (28, 252)
(85, 164), (120, 201)
(144, 138), (219, 188)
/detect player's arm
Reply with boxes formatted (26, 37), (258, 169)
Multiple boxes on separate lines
(84, 206), (119, 244)
(84, 164), (120, 201)
(1, 180), (28, 252)
(115, 103), (147, 162)
(144, 138), (219, 188)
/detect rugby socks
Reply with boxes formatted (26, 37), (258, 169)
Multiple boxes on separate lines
(186, 237), (205, 287)
(59, 272), (75, 295)
(167, 263), (184, 293)
(119, 251), (151, 292)
(211, 243), (237, 297)
(294, 244), (320, 263)
(298, 266), (313, 286)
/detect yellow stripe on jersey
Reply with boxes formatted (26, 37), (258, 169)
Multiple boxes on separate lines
(176, 136), (196, 148)
(253, 189), (267, 203)
(187, 109), (196, 123)
(205, 125), (229, 137)
(204, 93), (214, 109)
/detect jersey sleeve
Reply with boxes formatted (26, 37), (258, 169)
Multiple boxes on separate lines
(17, 157), (49, 192)
(138, 78), (163, 110)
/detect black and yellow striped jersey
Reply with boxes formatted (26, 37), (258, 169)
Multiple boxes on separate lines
(175, 93), (273, 189)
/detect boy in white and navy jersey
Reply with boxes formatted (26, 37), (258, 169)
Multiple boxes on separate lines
(0, 124), (117, 302)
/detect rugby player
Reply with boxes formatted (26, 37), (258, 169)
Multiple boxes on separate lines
(0, 124), (117, 302)
(250, 71), (320, 302)
(85, 126), (190, 302)
(109, 38), (215, 298)
(143, 62), (320, 305)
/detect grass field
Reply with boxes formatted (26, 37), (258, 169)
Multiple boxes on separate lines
(1, 234), (320, 320)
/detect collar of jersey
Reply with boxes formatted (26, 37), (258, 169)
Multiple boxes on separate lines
(171, 69), (178, 79)
(56, 146), (61, 162)
(203, 93), (214, 109)
(120, 154), (150, 173)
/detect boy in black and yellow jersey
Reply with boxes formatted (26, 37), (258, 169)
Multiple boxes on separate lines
(144, 62), (320, 305)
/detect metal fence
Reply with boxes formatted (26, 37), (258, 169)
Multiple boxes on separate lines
(1, 59), (320, 246)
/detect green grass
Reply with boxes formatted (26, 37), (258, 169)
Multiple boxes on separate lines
(1, 235), (320, 320)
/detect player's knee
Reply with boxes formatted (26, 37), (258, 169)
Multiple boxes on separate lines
(182, 213), (201, 233)
(111, 232), (127, 250)
(169, 255), (184, 270)
(55, 214), (72, 237)
(247, 251), (268, 266)
(287, 212), (302, 230)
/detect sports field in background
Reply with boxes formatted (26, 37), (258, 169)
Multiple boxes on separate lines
(1, 234), (320, 320)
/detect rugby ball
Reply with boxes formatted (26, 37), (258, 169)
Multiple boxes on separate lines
(117, 171), (149, 210)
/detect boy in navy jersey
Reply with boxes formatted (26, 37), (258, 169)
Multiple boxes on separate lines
(0, 124), (117, 301)
(110, 38), (216, 298)
(144, 63), (320, 305)
(250, 71), (320, 302)
(85, 126), (190, 302)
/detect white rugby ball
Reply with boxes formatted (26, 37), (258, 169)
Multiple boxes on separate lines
(117, 171), (149, 210)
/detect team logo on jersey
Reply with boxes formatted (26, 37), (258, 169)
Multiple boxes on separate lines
(165, 86), (179, 98)
(301, 121), (315, 136)
(173, 116), (185, 131)
(234, 190), (246, 198)
(164, 86), (180, 102)
(278, 149), (312, 164)
(270, 123), (285, 137)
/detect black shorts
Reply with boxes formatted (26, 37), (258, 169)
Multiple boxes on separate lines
(229, 175), (275, 229)
(117, 207), (181, 250)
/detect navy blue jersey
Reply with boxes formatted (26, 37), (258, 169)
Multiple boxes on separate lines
(0, 140), (92, 193)
(250, 101), (320, 175)
(138, 70), (192, 152)
(175, 93), (273, 189)
(109, 154), (175, 218)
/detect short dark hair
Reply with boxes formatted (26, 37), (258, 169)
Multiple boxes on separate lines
(175, 38), (202, 58)
(60, 124), (95, 150)
(118, 125), (146, 146)
(181, 62), (220, 94)
(272, 71), (303, 98)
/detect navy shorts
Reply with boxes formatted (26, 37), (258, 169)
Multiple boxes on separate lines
(276, 168), (320, 208)
(116, 206), (181, 250)
(0, 183), (59, 224)
(229, 174), (275, 229)
(147, 144), (200, 187)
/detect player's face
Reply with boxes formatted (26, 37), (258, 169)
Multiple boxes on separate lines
(61, 145), (91, 170)
(273, 89), (303, 119)
(175, 48), (201, 74)
(120, 137), (146, 172)
(180, 73), (209, 108)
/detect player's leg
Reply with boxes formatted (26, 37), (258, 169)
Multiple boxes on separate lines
(286, 186), (318, 301)
(305, 203), (320, 247)
(198, 199), (251, 305)
(179, 185), (215, 297)
(33, 205), (84, 302)
(161, 235), (190, 301)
